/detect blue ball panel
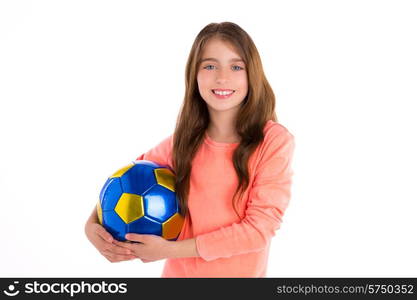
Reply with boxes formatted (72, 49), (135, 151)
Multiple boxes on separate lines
(102, 210), (128, 241)
(99, 178), (111, 203)
(100, 177), (123, 211)
(128, 216), (162, 236)
(121, 164), (157, 195)
(143, 185), (177, 223)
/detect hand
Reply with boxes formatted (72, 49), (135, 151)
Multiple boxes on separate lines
(85, 222), (136, 263)
(113, 233), (173, 262)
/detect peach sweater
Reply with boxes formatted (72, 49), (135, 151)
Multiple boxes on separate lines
(135, 120), (295, 277)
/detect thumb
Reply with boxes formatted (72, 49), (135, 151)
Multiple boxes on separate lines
(125, 233), (147, 243)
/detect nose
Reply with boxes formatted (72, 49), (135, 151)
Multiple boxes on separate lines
(215, 69), (229, 84)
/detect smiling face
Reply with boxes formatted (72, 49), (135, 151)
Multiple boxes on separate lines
(196, 38), (248, 117)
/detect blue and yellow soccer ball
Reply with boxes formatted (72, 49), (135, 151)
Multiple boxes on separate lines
(97, 160), (184, 241)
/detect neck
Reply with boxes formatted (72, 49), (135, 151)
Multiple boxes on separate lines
(206, 109), (240, 142)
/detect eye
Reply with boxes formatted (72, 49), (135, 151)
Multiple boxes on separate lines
(203, 65), (215, 70)
(232, 65), (244, 71)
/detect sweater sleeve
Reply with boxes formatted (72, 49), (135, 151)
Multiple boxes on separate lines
(195, 129), (295, 262)
(135, 135), (173, 170)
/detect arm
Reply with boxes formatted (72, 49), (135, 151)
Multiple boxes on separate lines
(113, 233), (200, 261)
(168, 238), (200, 258)
(135, 134), (173, 168)
(194, 130), (295, 261)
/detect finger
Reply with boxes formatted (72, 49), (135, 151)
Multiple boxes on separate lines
(91, 235), (111, 252)
(125, 233), (148, 243)
(95, 225), (114, 243)
(102, 250), (136, 262)
(106, 243), (133, 255)
(104, 255), (123, 263)
(112, 240), (127, 247)
(102, 252), (125, 263)
(112, 240), (136, 250)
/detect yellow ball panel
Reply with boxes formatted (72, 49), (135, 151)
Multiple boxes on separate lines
(96, 200), (103, 225)
(114, 193), (144, 224)
(154, 168), (175, 192)
(162, 213), (184, 240)
(110, 163), (135, 178)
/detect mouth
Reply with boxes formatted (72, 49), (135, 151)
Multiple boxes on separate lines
(211, 89), (235, 99)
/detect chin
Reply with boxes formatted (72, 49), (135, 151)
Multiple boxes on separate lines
(206, 103), (242, 113)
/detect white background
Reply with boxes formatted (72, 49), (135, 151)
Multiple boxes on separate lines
(1, 0), (416, 277)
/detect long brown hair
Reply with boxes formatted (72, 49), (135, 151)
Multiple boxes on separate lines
(173, 22), (277, 219)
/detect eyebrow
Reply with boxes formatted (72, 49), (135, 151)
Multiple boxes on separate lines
(199, 57), (245, 64)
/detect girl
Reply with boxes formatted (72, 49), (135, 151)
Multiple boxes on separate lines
(85, 21), (295, 277)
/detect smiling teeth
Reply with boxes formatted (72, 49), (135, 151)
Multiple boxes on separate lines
(214, 90), (234, 95)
